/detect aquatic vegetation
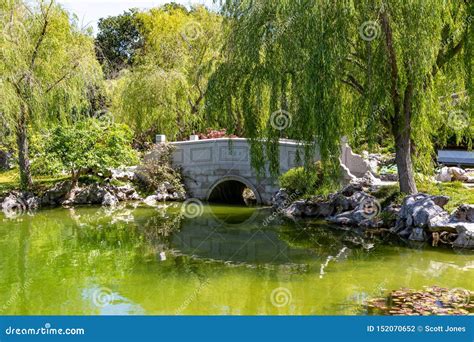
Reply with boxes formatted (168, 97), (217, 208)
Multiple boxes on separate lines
(367, 286), (474, 315)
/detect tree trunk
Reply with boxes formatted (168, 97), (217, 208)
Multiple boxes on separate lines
(393, 101), (417, 194)
(16, 104), (33, 191)
(66, 169), (80, 201)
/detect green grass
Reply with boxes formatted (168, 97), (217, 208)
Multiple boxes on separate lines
(373, 181), (473, 213)
(0, 169), (69, 195)
(417, 181), (474, 213)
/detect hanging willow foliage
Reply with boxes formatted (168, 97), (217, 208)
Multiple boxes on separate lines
(207, 0), (473, 193)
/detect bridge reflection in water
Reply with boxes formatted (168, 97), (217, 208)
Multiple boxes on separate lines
(171, 206), (317, 264)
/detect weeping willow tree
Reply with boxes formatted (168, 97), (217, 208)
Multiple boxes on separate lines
(111, 5), (223, 142)
(207, 0), (473, 194)
(0, 0), (102, 190)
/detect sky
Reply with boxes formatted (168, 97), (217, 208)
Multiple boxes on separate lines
(57, 0), (217, 34)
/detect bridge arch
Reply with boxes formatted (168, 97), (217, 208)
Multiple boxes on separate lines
(206, 175), (262, 205)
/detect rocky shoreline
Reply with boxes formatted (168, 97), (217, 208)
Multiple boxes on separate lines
(272, 180), (474, 249)
(1, 168), (473, 250)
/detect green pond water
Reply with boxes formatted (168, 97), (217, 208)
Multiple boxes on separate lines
(0, 203), (472, 315)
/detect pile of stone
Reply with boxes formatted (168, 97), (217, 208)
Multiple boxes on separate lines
(436, 166), (474, 183)
(1, 182), (143, 216)
(274, 183), (383, 228)
(272, 185), (474, 249)
(392, 194), (474, 248)
(143, 181), (186, 206)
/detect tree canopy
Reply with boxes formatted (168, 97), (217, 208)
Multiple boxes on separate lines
(95, 9), (143, 78)
(207, 0), (473, 193)
(110, 5), (223, 142)
(0, 0), (102, 189)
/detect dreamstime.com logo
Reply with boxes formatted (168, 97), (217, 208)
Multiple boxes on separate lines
(92, 287), (115, 308)
(447, 110), (470, 131)
(4, 323), (85, 336)
(360, 198), (381, 220)
(359, 21), (381, 41)
(181, 198), (204, 218)
(93, 109), (114, 126)
(270, 109), (292, 131)
(180, 21), (203, 42)
(270, 287), (292, 308)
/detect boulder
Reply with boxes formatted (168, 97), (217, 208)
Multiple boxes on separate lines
(108, 167), (137, 182)
(451, 204), (474, 223)
(1, 191), (39, 218)
(102, 191), (119, 207)
(41, 181), (70, 206)
(395, 193), (449, 230)
(453, 224), (474, 248)
(435, 167), (452, 182)
(143, 195), (159, 207)
(109, 184), (141, 201)
(271, 189), (291, 210)
(72, 184), (108, 204)
(436, 167), (468, 182)
(0, 150), (12, 170)
(283, 199), (335, 218)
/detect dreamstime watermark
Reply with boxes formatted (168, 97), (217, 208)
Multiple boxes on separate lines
(360, 198), (381, 219)
(5, 323), (85, 336)
(358, 21), (381, 42)
(262, 190), (300, 227)
(180, 21), (203, 42)
(175, 279), (210, 314)
(0, 279), (32, 313)
(441, 15), (473, 49)
(181, 198), (204, 218)
(93, 109), (114, 126)
(447, 110), (469, 131)
(92, 287), (115, 308)
(270, 109), (292, 131)
(270, 287), (292, 307)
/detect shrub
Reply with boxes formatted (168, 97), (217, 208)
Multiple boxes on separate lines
(45, 118), (138, 187)
(135, 143), (185, 195)
(279, 161), (323, 197)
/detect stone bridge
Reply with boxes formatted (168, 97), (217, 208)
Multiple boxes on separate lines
(148, 136), (369, 205)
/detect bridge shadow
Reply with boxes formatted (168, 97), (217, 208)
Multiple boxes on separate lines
(207, 178), (258, 206)
(171, 206), (317, 265)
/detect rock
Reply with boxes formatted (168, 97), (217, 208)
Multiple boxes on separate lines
(396, 193), (450, 229)
(451, 204), (474, 223)
(436, 166), (468, 182)
(1, 191), (39, 217)
(109, 167), (137, 182)
(380, 173), (398, 182)
(453, 224), (474, 248)
(0, 150), (12, 170)
(143, 195), (159, 207)
(154, 182), (186, 202)
(102, 191), (118, 207)
(110, 184), (141, 201)
(41, 181), (70, 206)
(327, 193), (381, 227)
(72, 184), (107, 205)
(271, 189), (291, 210)
(409, 227), (428, 242)
(283, 198), (335, 218)
(435, 167), (452, 182)
(380, 203), (401, 227)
